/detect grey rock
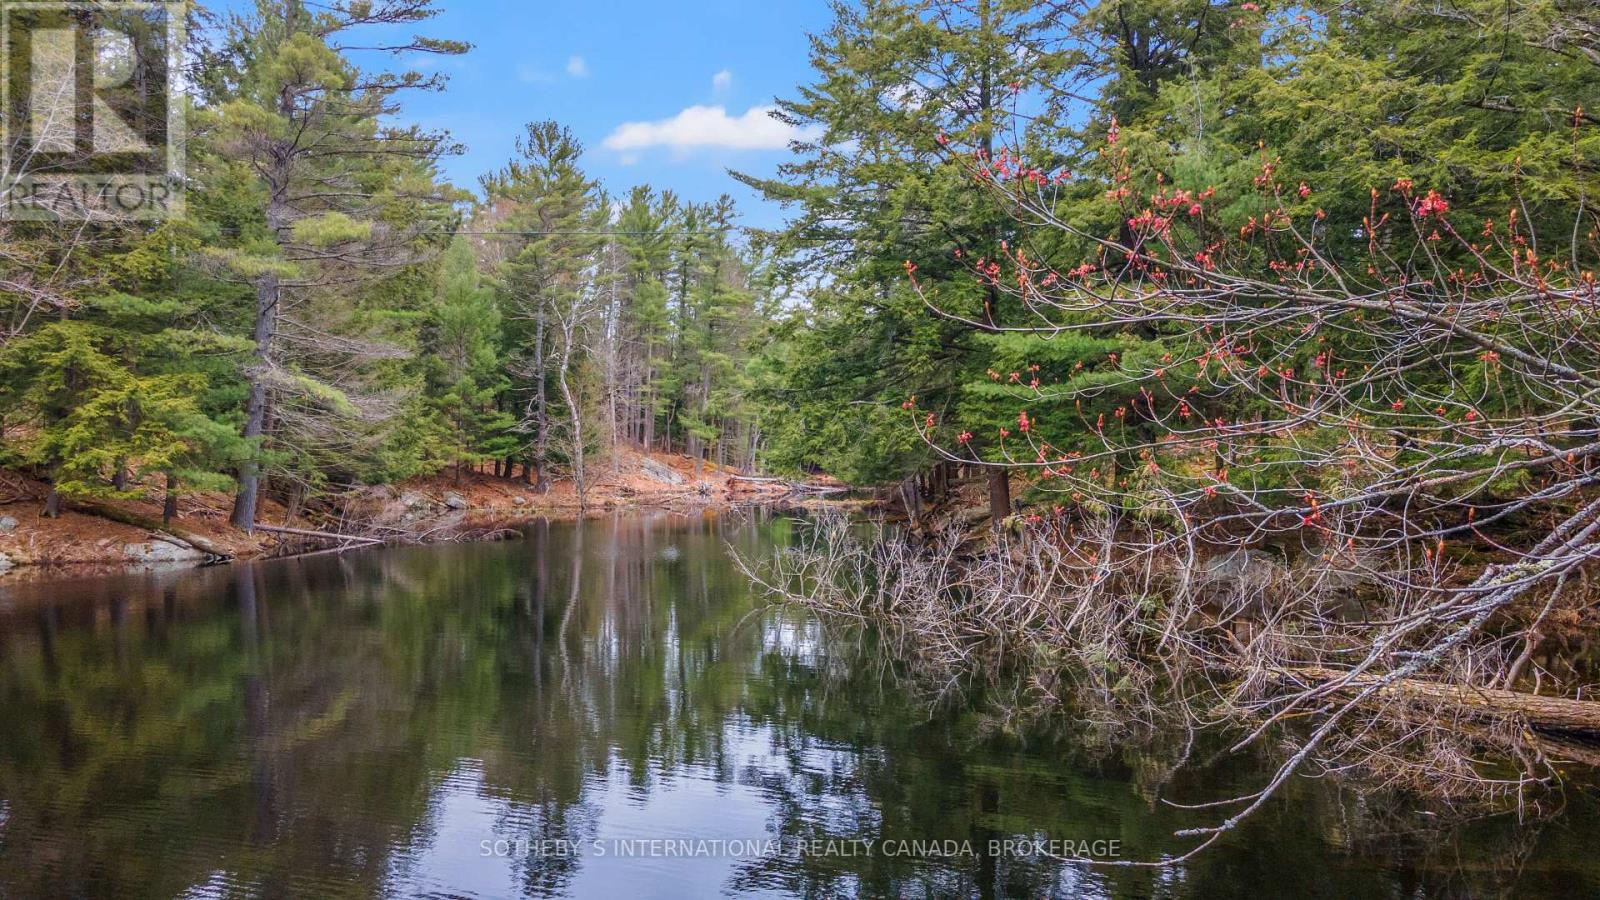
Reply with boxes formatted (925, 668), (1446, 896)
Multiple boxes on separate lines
(123, 541), (205, 563)
(1201, 549), (1281, 584)
(0, 551), (12, 573)
(0, 515), (17, 533)
(511, 496), (527, 506)
(639, 458), (685, 486)
(1293, 546), (1380, 591)
(400, 492), (429, 509)
(443, 492), (468, 510)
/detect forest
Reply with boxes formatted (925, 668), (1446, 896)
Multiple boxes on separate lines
(1, 0), (781, 528)
(2, 0), (1600, 878)
(5, 0), (1592, 541)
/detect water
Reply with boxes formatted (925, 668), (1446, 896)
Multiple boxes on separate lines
(0, 512), (1597, 899)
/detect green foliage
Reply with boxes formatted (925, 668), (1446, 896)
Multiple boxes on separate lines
(420, 239), (519, 470)
(0, 320), (242, 498)
(748, 0), (1599, 499)
(12, 0), (1589, 516)
(740, 0), (1035, 482)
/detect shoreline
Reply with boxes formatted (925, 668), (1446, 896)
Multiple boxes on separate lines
(0, 502), (795, 588)
(0, 447), (855, 582)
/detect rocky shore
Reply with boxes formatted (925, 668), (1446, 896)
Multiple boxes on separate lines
(0, 449), (839, 577)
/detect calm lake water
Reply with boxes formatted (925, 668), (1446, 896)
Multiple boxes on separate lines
(1, 511), (1598, 899)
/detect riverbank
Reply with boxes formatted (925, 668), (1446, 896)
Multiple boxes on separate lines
(0, 448), (844, 576)
(756, 510), (1600, 849)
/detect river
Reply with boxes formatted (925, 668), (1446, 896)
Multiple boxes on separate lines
(0, 511), (1596, 898)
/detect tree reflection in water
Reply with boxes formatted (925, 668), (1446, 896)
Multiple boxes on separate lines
(0, 511), (1596, 898)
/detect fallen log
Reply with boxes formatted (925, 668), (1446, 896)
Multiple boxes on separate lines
(1533, 731), (1600, 768)
(68, 499), (234, 559)
(726, 474), (850, 494)
(789, 484), (851, 495)
(253, 523), (384, 546)
(1290, 666), (1600, 737)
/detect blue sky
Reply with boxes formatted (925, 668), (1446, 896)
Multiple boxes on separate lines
(219, 0), (834, 230)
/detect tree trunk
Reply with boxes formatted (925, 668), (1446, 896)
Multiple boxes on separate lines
(697, 361), (712, 474)
(1293, 666), (1600, 737)
(533, 307), (549, 493)
(607, 355), (619, 457)
(554, 308), (586, 513)
(42, 487), (60, 519)
(561, 368), (585, 514)
(231, 72), (294, 533)
(636, 377), (649, 448)
(163, 471), (178, 525)
(231, 270), (279, 532)
(901, 477), (923, 529)
(283, 481), (304, 527)
(988, 469), (1010, 527)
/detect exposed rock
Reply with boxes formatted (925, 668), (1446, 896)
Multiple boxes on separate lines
(511, 496), (527, 507)
(1292, 546), (1381, 592)
(443, 492), (468, 510)
(639, 458), (686, 486)
(1200, 549), (1284, 585)
(0, 515), (17, 533)
(0, 551), (12, 573)
(123, 541), (205, 564)
(400, 492), (429, 510)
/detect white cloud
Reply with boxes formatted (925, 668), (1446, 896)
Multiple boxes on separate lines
(566, 55), (589, 78)
(601, 104), (816, 154)
(712, 69), (733, 92)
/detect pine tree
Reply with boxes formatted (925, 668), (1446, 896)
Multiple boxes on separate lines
(201, 0), (466, 530)
(611, 186), (678, 450)
(422, 239), (518, 480)
(740, 0), (1046, 511)
(482, 122), (604, 494)
(0, 317), (239, 515)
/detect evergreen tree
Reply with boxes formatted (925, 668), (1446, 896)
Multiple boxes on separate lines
(612, 187), (678, 450)
(741, 0), (1052, 514)
(200, 0), (466, 530)
(421, 239), (518, 480)
(482, 121), (604, 492)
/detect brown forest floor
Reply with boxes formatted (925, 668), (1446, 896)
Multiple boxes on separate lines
(0, 447), (843, 574)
